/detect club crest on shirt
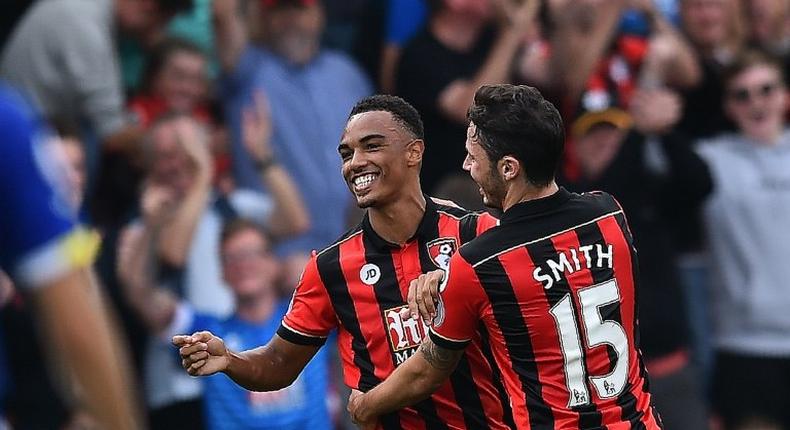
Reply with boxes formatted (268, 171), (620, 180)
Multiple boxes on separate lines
(383, 305), (429, 365)
(426, 237), (458, 271)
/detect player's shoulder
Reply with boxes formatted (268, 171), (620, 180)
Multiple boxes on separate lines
(571, 190), (622, 214)
(455, 223), (509, 268)
(458, 190), (622, 267)
(0, 85), (45, 166)
(0, 85), (36, 131)
(430, 196), (486, 220)
(314, 223), (365, 261)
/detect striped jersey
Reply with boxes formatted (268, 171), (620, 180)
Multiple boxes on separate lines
(430, 188), (662, 429)
(277, 197), (514, 430)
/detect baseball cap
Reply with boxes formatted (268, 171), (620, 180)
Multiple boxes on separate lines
(571, 88), (632, 138)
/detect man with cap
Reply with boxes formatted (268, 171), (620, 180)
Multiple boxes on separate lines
(562, 86), (712, 430)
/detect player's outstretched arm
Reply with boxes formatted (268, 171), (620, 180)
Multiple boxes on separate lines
(36, 268), (143, 430)
(173, 331), (320, 392)
(348, 336), (464, 427)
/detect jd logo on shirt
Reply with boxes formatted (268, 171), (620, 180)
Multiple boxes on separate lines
(360, 263), (381, 285)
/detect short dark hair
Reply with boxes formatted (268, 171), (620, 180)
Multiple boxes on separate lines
(220, 218), (272, 249)
(348, 95), (424, 140)
(722, 48), (786, 88)
(142, 37), (206, 92)
(467, 84), (565, 187)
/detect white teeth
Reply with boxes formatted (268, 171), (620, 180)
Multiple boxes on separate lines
(353, 173), (377, 188)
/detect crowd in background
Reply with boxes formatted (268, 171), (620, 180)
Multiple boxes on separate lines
(1, 0), (789, 429)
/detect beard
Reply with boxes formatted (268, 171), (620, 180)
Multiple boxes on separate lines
(479, 170), (507, 210)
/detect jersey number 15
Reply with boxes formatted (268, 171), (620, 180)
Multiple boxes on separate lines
(549, 279), (629, 407)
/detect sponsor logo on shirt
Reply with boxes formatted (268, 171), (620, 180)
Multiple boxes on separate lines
(383, 305), (430, 365)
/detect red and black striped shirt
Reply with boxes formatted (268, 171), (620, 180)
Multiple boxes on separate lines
(277, 197), (513, 430)
(430, 188), (663, 429)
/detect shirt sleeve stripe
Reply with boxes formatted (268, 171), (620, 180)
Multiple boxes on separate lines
(277, 322), (328, 346)
(429, 327), (471, 350)
(15, 227), (100, 287)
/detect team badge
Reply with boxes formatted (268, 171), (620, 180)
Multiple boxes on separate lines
(426, 237), (458, 270)
(360, 263), (381, 285)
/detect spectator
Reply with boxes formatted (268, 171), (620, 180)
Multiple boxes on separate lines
(92, 37), (211, 230)
(696, 49), (790, 430)
(396, 0), (541, 192)
(214, 0), (371, 262)
(0, 0), (193, 160)
(677, 0), (745, 139)
(561, 86), (712, 429)
(744, 0), (790, 88)
(118, 216), (332, 430)
(135, 109), (308, 427)
(544, 0), (699, 112)
(672, 0), (747, 386)
(744, 0), (790, 61)
(130, 37), (212, 127)
(379, 0), (427, 93)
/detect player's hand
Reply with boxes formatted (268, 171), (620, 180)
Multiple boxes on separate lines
(403, 270), (445, 324)
(173, 331), (230, 376)
(347, 389), (376, 430)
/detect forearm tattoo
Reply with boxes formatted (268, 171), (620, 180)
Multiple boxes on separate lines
(418, 339), (460, 371)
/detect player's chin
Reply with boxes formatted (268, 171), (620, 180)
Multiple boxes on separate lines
(481, 194), (501, 210)
(355, 194), (377, 209)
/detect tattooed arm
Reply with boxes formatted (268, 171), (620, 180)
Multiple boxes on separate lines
(347, 336), (464, 426)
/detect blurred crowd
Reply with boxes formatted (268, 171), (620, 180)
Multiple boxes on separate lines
(1, 0), (789, 429)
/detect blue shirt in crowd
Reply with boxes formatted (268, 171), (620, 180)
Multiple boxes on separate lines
(172, 299), (332, 430)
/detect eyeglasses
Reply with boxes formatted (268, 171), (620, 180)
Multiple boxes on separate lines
(727, 82), (782, 104)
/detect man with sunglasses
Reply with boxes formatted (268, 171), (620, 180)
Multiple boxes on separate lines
(696, 49), (790, 430)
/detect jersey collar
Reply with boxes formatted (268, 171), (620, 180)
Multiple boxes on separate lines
(500, 187), (572, 224)
(362, 195), (440, 251)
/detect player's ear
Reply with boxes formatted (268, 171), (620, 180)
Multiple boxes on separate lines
(500, 156), (520, 182)
(406, 139), (424, 167)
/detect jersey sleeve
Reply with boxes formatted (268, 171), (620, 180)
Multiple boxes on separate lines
(0, 88), (99, 287)
(429, 252), (487, 350)
(277, 253), (337, 346)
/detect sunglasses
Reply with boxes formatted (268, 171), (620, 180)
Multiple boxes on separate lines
(727, 82), (782, 104)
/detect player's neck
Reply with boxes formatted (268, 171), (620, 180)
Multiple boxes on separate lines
(502, 181), (559, 212)
(235, 292), (275, 323)
(368, 191), (427, 246)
